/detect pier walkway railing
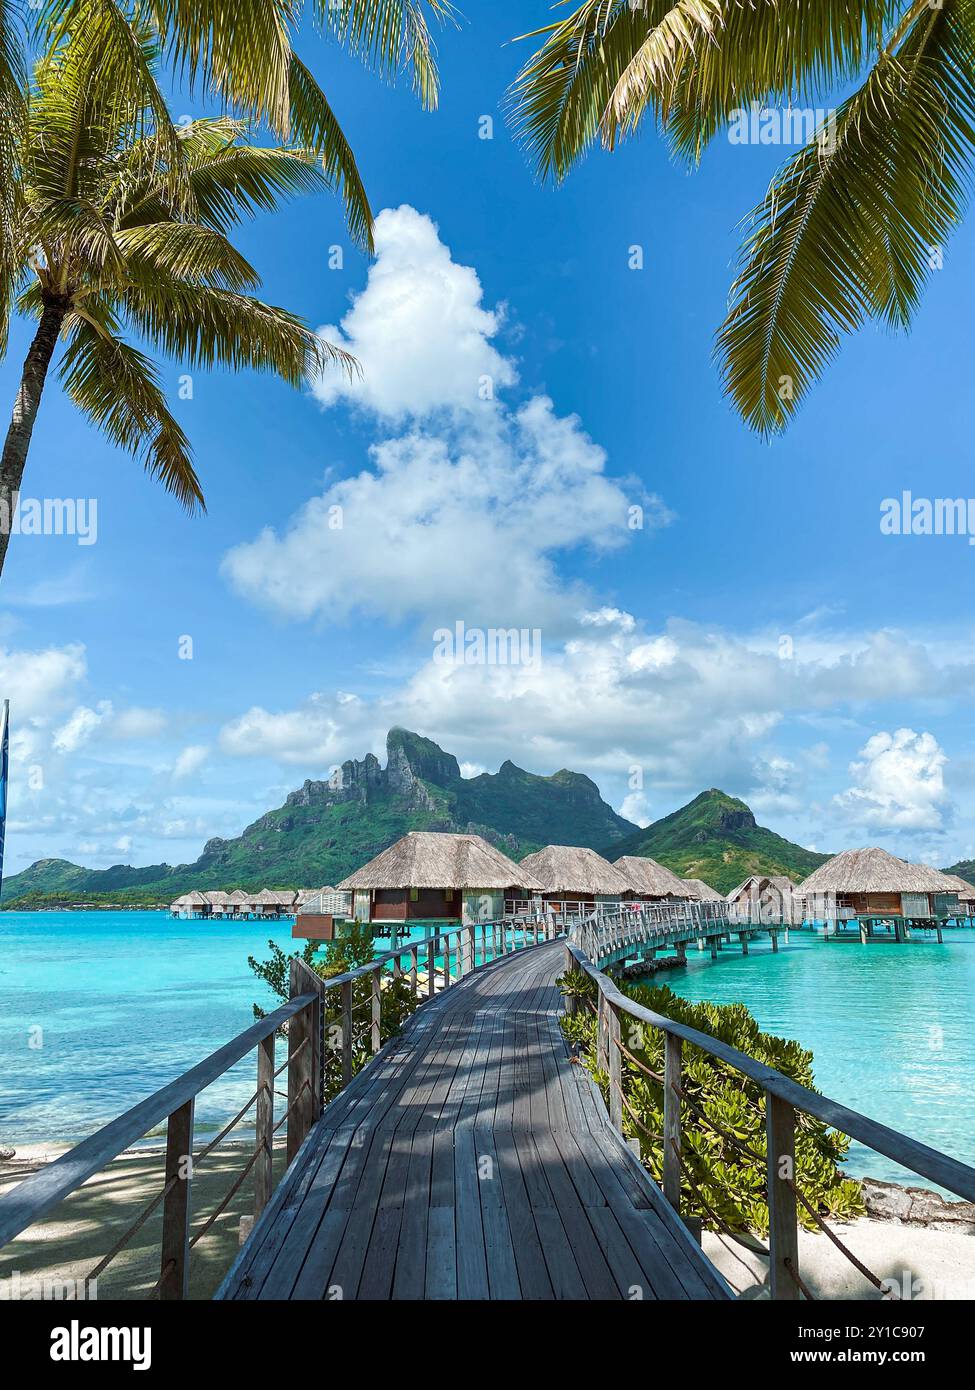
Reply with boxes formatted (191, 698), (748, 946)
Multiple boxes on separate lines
(0, 914), (563, 1300)
(564, 930), (975, 1299)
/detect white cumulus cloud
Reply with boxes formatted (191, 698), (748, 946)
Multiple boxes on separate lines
(311, 204), (518, 419)
(833, 729), (950, 831)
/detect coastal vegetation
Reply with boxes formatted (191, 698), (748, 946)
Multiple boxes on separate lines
(248, 923), (420, 1103)
(557, 968), (865, 1235)
(509, 1), (975, 433)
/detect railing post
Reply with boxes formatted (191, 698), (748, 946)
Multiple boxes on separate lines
(254, 1034), (274, 1217)
(341, 977), (353, 1087)
(159, 1098), (194, 1300)
(371, 966), (382, 1053)
(663, 1033), (682, 1213)
(427, 934), (437, 997)
(607, 1003), (623, 1132)
(597, 991), (609, 1073)
(766, 1091), (800, 1300)
(410, 943), (419, 993)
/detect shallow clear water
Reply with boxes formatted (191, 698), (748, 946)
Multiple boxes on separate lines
(0, 911), (298, 1145)
(2, 913), (973, 1188)
(652, 927), (975, 1186)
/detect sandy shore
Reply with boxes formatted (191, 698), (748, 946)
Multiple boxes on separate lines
(705, 1220), (975, 1300)
(0, 1140), (289, 1301)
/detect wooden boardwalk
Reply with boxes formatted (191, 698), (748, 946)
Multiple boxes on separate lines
(217, 941), (729, 1301)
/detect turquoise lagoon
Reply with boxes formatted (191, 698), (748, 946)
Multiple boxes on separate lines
(654, 926), (975, 1186)
(1, 911), (973, 1186)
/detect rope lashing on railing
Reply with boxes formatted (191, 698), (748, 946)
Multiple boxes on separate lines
(784, 1256), (816, 1300)
(147, 1257), (176, 1300)
(84, 1175), (179, 1285)
(783, 1175), (886, 1293)
(189, 1078), (311, 1253)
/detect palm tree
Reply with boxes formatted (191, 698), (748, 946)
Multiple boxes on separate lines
(0, 14), (356, 576)
(0, 1), (453, 258)
(509, 2), (975, 434)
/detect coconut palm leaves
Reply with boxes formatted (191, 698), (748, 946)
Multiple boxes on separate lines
(0, 20), (353, 575)
(510, 2), (975, 433)
(29, 0), (453, 254)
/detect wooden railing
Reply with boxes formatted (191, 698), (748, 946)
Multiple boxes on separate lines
(564, 938), (975, 1300)
(0, 914), (562, 1300)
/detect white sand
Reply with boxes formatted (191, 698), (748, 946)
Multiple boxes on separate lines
(704, 1218), (975, 1300)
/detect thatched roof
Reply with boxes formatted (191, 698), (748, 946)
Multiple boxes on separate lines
(252, 888), (296, 905)
(798, 848), (958, 895)
(227, 889), (249, 904)
(726, 874), (795, 903)
(613, 855), (688, 898)
(519, 845), (630, 896)
(681, 878), (723, 901)
(205, 890), (230, 905)
(338, 832), (542, 891)
(935, 873), (975, 900)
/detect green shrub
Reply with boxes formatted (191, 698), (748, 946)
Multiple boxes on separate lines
(249, 923), (421, 1105)
(557, 974), (864, 1234)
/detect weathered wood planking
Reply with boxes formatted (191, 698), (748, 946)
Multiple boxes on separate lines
(216, 942), (729, 1302)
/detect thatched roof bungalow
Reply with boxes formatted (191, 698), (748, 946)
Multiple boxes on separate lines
(338, 831), (543, 926)
(681, 878), (723, 902)
(171, 889), (210, 919)
(941, 873), (975, 903)
(613, 855), (688, 900)
(726, 874), (797, 922)
(518, 845), (631, 906)
(797, 848), (960, 919)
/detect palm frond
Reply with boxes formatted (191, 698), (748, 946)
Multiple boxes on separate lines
(508, 1), (656, 180)
(716, 1), (975, 434)
(143, 0), (295, 134)
(115, 221), (261, 291)
(288, 53), (373, 251)
(37, 0), (188, 197)
(318, 0), (453, 111)
(116, 133), (326, 233)
(59, 314), (204, 509)
(657, 1), (890, 161)
(118, 277), (357, 383)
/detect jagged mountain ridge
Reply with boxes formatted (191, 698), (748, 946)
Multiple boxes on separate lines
(1, 728), (638, 904)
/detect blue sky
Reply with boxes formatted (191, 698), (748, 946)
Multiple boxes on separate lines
(3, 3), (975, 877)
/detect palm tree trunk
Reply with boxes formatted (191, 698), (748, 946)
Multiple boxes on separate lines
(0, 297), (67, 578)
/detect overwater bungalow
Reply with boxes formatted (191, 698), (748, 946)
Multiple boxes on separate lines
(797, 848), (960, 928)
(171, 890), (210, 920)
(518, 844), (631, 916)
(940, 874), (975, 921)
(612, 854), (689, 900)
(204, 889), (231, 917)
(726, 874), (797, 922)
(680, 877), (723, 901)
(292, 885), (355, 940)
(338, 831), (543, 927)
